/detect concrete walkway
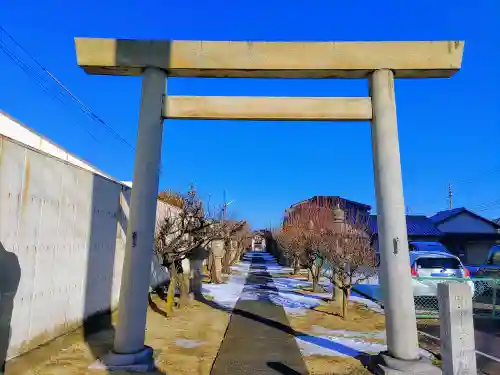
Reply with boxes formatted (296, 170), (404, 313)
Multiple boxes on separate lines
(210, 253), (308, 375)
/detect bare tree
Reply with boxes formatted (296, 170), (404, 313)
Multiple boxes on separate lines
(220, 220), (251, 274)
(154, 186), (223, 312)
(322, 204), (377, 319)
(275, 226), (304, 274)
(231, 221), (252, 264)
(276, 201), (333, 291)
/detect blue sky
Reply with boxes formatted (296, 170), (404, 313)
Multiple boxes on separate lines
(1, 0), (499, 229)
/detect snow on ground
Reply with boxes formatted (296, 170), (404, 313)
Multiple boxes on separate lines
(295, 335), (434, 359)
(266, 271), (383, 316)
(200, 261), (251, 310)
(295, 335), (386, 357)
(311, 326), (386, 340)
(255, 253), (424, 359)
(175, 339), (205, 348)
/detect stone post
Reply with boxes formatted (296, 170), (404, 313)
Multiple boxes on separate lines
(438, 283), (477, 375)
(91, 67), (166, 371)
(369, 69), (439, 374)
(211, 239), (225, 283)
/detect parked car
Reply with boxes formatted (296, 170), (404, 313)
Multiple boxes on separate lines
(472, 244), (500, 296)
(410, 251), (475, 297)
(475, 245), (500, 278)
(408, 241), (450, 253)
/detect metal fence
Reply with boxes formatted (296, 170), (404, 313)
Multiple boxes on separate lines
(413, 277), (500, 319)
(353, 276), (500, 319)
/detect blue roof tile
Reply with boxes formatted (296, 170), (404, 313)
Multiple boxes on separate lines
(429, 207), (466, 224)
(369, 215), (442, 237)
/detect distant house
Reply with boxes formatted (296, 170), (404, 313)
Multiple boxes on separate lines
(430, 208), (500, 265)
(284, 196), (371, 226)
(368, 215), (443, 253)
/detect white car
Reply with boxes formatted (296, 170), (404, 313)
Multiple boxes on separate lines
(410, 251), (475, 297)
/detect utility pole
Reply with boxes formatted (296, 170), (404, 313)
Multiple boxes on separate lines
(222, 190), (226, 223)
(448, 183), (453, 209)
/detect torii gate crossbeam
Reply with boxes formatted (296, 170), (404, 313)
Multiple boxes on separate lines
(75, 38), (463, 374)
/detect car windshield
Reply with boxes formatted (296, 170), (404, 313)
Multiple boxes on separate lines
(416, 257), (461, 269)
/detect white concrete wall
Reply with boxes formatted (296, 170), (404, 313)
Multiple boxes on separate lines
(0, 131), (177, 359)
(0, 111), (117, 182)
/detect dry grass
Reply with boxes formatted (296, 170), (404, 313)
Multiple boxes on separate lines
(289, 298), (386, 374)
(304, 356), (371, 375)
(7, 295), (229, 375)
(291, 292), (386, 334)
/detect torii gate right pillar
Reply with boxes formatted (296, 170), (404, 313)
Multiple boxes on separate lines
(370, 69), (420, 364)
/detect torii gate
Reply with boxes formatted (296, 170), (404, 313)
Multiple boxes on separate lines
(75, 38), (463, 373)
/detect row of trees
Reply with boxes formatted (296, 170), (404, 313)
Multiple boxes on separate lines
(273, 199), (377, 318)
(154, 186), (252, 315)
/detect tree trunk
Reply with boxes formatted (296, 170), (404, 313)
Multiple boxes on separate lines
(207, 252), (213, 272)
(222, 248), (231, 274)
(166, 263), (177, 316)
(340, 287), (350, 319)
(175, 260), (189, 307)
(213, 256), (223, 283)
(330, 274), (342, 305)
(313, 259), (323, 292)
(292, 257), (300, 274)
(209, 254), (217, 283)
(230, 247), (242, 266)
(312, 275), (320, 292)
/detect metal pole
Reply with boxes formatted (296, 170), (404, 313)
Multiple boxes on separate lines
(114, 67), (166, 354)
(369, 69), (420, 361)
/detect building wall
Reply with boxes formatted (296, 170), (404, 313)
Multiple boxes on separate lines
(436, 213), (497, 234)
(0, 134), (176, 360)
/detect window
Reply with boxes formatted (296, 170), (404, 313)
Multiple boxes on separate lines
(416, 257), (461, 270)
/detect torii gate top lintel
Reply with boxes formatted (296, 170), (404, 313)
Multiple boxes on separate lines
(74, 38), (463, 79)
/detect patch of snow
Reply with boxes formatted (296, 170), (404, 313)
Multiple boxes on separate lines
(175, 339), (204, 348)
(201, 266), (249, 310)
(348, 296), (384, 314)
(269, 293), (321, 310)
(311, 326), (386, 340)
(296, 335), (433, 359)
(230, 263), (251, 273)
(295, 335), (386, 357)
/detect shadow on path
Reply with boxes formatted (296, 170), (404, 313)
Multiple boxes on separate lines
(209, 254), (309, 374)
(207, 253), (371, 375)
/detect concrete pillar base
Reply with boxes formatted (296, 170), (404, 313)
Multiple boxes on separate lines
(368, 352), (441, 375)
(89, 346), (155, 372)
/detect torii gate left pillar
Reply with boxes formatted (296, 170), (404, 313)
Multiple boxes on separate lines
(75, 38), (463, 373)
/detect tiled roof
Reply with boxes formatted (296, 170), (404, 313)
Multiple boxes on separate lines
(429, 207), (466, 224)
(369, 215), (443, 237)
(290, 196), (371, 211)
(430, 208), (500, 229)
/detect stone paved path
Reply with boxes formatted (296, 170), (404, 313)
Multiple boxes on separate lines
(210, 253), (308, 375)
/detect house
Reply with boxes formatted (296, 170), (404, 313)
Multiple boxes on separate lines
(284, 196), (371, 226)
(430, 208), (500, 265)
(368, 215), (443, 253)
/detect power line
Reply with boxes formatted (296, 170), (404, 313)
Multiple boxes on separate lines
(0, 42), (102, 144)
(0, 25), (135, 150)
